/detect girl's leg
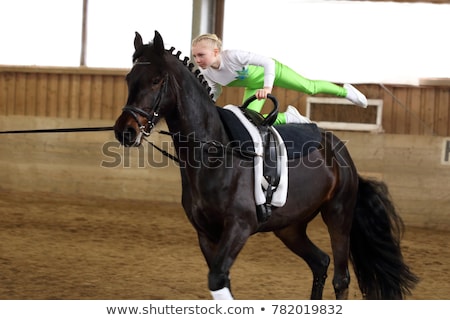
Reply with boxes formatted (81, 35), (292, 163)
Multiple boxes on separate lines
(274, 61), (347, 97)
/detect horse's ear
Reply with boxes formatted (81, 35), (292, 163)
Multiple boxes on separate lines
(134, 32), (143, 50)
(153, 30), (165, 56)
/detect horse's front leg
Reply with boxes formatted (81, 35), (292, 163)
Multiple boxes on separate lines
(198, 222), (252, 300)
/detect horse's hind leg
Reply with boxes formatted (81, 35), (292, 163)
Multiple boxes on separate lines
(274, 222), (330, 299)
(320, 204), (354, 300)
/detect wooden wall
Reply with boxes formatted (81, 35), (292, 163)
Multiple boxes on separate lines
(0, 66), (128, 120)
(1, 65), (449, 136)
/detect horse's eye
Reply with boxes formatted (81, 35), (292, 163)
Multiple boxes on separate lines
(152, 78), (161, 85)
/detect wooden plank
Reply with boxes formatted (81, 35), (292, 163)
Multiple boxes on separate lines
(46, 73), (59, 117)
(69, 74), (81, 119)
(90, 75), (103, 119)
(36, 73), (48, 116)
(380, 84), (394, 134)
(57, 74), (70, 118)
(14, 73), (24, 115)
(435, 88), (449, 137)
(354, 84), (374, 125)
(101, 75), (114, 120)
(3, 71), (16, 116)
(217, 86), (243, 107)
(390, 87), (399, 134)
(409, 87), (422, 135)
(0, 71), (5, 116)
(370, 84), (384, 129)
(278, 86), (288, 111)
(447, 90), (450, 137)
(297, 95), (307, 116)
(112, 76), (126, 119)
(360, 84), (373, 99)
(25, 73), (37, 116)
(285, 89), (304, 114)
(422, 87), (436, 135)
(394, 86), (408, 134)
(79, 75), (91, 119)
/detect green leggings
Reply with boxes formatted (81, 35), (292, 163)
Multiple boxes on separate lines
(228, 60), (347, 125)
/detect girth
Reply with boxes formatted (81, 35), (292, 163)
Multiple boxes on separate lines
(239, 103), (282, 223)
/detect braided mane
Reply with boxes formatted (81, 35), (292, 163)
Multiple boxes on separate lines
(165, 46), (214, 101)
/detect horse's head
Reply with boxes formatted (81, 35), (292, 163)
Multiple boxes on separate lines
(114, 30), (177, 146)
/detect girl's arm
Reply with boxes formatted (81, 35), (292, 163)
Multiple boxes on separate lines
(231, 50), (276, 99)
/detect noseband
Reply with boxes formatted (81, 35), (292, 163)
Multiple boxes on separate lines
(122, 67), (169, 139)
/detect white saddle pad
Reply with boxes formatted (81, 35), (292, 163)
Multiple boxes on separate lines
(223, 105), (288, 207)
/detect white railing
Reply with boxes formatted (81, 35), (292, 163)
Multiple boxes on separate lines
(306, 97), (383, 132)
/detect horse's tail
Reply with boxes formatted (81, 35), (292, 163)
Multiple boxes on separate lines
(349, 176), (419, 299)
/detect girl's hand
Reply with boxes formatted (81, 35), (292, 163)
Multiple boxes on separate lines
(255, 87), (272, 100)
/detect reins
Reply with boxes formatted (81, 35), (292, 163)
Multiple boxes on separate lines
(143, 129), (260, 164)
(0, 126), (114, 134)
(0, 121), (258, 164)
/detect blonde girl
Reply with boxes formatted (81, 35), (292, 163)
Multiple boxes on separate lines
(192, 33), (368, 125)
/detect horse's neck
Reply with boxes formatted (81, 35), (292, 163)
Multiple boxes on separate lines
(165, 94), (229, 168)
(167, 93), (227, 143)
(163, 67), (230, 169)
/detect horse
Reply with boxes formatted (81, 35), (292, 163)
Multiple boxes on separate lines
(113, 30), (419, 300)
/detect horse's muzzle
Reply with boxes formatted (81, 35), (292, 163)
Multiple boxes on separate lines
(115, 125), (141, 147)
(114, 112), (144, 147)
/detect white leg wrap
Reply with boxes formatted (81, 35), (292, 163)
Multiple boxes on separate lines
(210, 287), (234, 300)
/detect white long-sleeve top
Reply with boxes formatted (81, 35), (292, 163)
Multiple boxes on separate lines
(198, 49), (276, 101)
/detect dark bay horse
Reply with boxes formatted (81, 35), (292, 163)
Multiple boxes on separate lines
(113, 31), (418, 299)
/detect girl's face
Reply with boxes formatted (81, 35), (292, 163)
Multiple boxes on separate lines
(192, 41), (219, 69)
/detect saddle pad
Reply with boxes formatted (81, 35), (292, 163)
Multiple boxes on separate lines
(274, 123), (322, 159)
(220, 105), (288, 207)
(216, 106), (322, 159)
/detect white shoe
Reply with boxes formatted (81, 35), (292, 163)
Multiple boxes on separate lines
(285, 105), (311, 124)
(344, 83), (368, 108)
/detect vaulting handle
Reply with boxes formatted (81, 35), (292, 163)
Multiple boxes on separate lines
(240, 94), (279, 126)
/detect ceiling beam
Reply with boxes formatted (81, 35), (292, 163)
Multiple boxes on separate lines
(191, 0), (224, 40)
(80, 0), (88, 66)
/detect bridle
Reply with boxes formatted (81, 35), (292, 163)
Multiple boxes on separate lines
(121, 62), (169, 143)
(120, 61), (259, 160)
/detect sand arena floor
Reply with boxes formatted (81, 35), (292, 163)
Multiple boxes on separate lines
(0, 189), (449, 300)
